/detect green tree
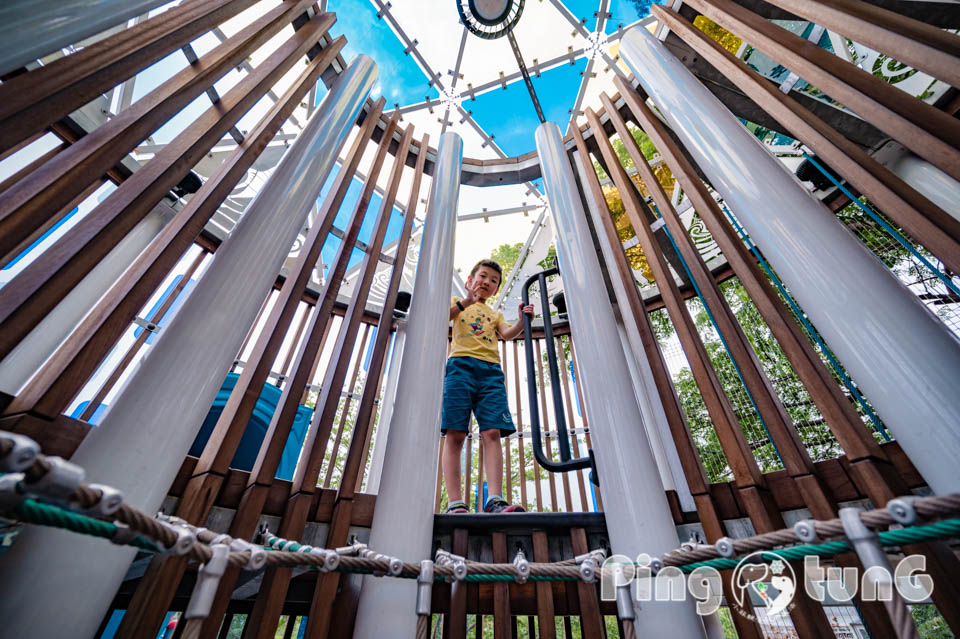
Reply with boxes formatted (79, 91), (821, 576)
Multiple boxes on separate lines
(490, 242), (524, 278)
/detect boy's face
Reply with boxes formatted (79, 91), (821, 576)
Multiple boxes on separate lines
(467, 266), (501, 300)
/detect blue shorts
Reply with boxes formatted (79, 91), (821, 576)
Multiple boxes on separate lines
(441, 356), (516, 437)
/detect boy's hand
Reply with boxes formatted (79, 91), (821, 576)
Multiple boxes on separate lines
(518, 302), (534, 318)
(461, 282), (478, 308)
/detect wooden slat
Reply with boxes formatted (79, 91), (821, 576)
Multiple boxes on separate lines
(534, 341), (560, 512)
(568, 342), (600, 512)
(446, 528), (470, 639)
(615, 72), (889, 463)
(653, 6), (960, 277)
(278, 304), (311, 382)
(492, 532), (512, 639)
(339, 131), (428, 502)
(0, 0), (262, 155)
(585, 106), (763, 489)
(502, 341), (514, 503)
(760, 0), (960, 88)
(531, 531), (556, 639)
(569, 528), (603, 639)
(2, 25), (343, 419)
(602, 90), (817, 478)
(322, 324), (371, 487)
(684, 0), (960, 182)
(465, 432), (474, 510)
(512, 341), (528, 511)
(0, 0), (317, 267)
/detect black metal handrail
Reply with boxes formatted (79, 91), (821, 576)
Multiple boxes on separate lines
(521, 265), (598, 485)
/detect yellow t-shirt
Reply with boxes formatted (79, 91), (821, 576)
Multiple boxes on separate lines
(449, 297), (505, 364)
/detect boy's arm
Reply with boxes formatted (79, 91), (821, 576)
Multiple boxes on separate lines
(450, 288), (478, 320)
(497, 303), (535, 340)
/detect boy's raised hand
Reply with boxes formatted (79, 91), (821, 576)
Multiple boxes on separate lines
(518, 302), (534, 318)
(461, 280), (478, 307)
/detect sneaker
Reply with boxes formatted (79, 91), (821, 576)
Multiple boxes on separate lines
(483, 497), (525, 513)
(445, 501), (469, 514)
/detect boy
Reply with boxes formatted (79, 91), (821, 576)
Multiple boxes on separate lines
(442, 259), (534, 513)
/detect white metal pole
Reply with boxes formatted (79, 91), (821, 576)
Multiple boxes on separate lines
(882, 151), (960, 223)
(0, 56), (376, 639)
(0, 0), (172, 76)
(353, 132), (463, 639)
(621, 26), (960, 494)
(0, 203), (175, 394)
(366, 321), (406, 493)
(538, 121), (706, 635)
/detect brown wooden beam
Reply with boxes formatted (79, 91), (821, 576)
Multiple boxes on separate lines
(0, 0), (317, 267)
(0, 0), (262, 156)
(685, 0), (960, 182)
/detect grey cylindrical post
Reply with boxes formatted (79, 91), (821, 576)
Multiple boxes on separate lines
(353, 132), (463, 639)
(620, 27), (960, 494)
(0, 56), (376, 639)
(536, 121), (706, 635)
(0, 0), (172, 76)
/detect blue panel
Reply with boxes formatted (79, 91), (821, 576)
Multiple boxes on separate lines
(384, 206), (405, 246)
(332, 174), (365, 229)
(358, 191), (383, 245)
(2, 206), (79, 271)
(98, 609), (125, 639)
(468, 57), (589, 156)
(562, 0), (601, 31)
(363, 327), (377, 371)
(70, 401), (110, 426)
(327, 0), (436, 107)
(134, 275), (196, 345)
(608, 0), (664, 28)
(320, 234), (342, 280)
(347, 246), (365, 270)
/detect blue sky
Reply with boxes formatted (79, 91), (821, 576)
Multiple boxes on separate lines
(467, 56), (589, 156)
(328, 0), (435, 108)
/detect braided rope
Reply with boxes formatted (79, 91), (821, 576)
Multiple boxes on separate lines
(416, 614), (429, 639)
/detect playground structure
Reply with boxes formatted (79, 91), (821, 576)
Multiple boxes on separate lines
(0, 1), (959, 638)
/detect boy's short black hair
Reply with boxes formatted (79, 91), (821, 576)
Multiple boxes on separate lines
(469, 259), (503, 290)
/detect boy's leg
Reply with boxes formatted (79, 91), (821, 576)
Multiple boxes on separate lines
(480, 428), (503, 500)
(442, 430), (467, 503)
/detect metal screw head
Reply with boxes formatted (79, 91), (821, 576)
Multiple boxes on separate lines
(715, 537), (736, 558)
(793, 520), (818, 543)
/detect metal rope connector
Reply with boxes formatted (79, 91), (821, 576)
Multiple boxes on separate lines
(159, 522), (197, 556)
(185, 543), (230, 621)
(435, 549), (467, 581)
(71, 483), (124, 517)
(513, 548), (530, 583)
(230, 537), (267, 571)
(416, 559), (434, 615)
(793, 519), (818, 543)
(0, 431), (40, 473)
(714, 537), (736, 558)
(336, 541), (367, 556)
(22, 456), (85, 501)
(888, 496), (920, 526)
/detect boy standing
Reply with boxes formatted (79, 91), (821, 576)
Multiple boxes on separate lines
(442, 259), (534, 514)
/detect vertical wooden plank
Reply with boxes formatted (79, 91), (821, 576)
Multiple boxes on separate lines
(555, 337), (587, 510)
(534, 340), (557, 511)
(502, 340), (513, 503)
(436, 435), (445, 512)
(492, 531), (511, 639)
(278, 303), (312, 383)
(322, 324), (371, 487)
(445, 528), (470, 639)
(569, 528), (604, 639)
(512, 340), (528, 511)
(464, 433), (473, 510)
(568, 339), (601, 512)
(531, 531), (556, 639)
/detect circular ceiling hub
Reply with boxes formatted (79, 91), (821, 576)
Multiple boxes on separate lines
(470, 0), (511, 24)
(457, 0), (524, 40)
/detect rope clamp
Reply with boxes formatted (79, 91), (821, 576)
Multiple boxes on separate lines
(185, 543), (230, 621)
(887, 496), (920, 526)
(0, 431), (40, 473)
(0, 473), (26, 511)
(435, 549), (467, 581)
(513, 549), (530, 583)
(648, 557), (664, 576)
(793, 519), (818, 543)
(72, 483), (124, 517)
(416, 560), (434, 616)
(23, 456), (85, 501)
(161, 523), (197, 556)
(839, 507), (892, 589)
(230, 537), (267, 571)
(211, 533), (233, 546)
(714, 537), (736, 558)
(336, 541), (366, 556)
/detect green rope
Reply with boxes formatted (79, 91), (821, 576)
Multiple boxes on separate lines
(5, 499), (960, 583)
(678, 518), (960, 574)
(11, 499), (160, 553)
